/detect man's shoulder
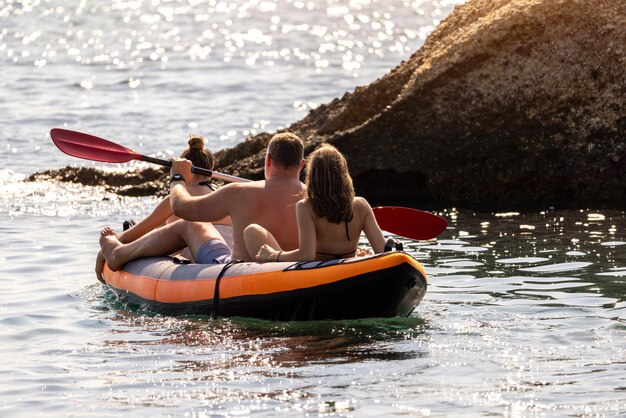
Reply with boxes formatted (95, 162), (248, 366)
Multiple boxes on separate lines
(219, 180), (264, 192)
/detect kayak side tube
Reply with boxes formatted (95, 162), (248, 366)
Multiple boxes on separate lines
(102, 252), (427, 320)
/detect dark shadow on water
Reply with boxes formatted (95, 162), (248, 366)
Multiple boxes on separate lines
(229, 315), (426, 337)
(228, 316), (429, 365)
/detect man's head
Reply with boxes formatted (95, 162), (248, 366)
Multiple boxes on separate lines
(266, 133), (304, 171)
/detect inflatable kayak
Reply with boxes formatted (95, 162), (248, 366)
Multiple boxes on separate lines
(101, 251), (428, 321)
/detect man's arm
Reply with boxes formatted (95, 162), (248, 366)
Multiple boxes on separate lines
(169, 158), (234, 222)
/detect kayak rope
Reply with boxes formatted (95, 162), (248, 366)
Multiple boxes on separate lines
(210, 259), (243, 319)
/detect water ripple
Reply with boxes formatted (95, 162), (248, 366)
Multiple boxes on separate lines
(496, 257), (550, 264)
(519, 262), (593, 273)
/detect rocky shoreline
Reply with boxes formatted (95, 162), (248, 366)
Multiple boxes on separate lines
(32, 0), (626, 210)
(28, 166), (169, 197)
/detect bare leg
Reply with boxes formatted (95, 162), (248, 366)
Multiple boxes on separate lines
(243, 224), (282, 261)
(176, 221), (227, 262)
(99, 220), (224, 271)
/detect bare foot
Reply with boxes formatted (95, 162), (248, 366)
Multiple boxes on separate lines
(99, 227), (126, 271)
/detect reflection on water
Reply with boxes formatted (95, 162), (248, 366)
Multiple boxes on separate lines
(414, 208), (626, 305)
(102, 299), (428, 365)
(85, 301), (429, 415)
(2, 195), (626, 416)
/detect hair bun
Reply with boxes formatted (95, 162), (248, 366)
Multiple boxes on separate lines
(188, 134), (205, 150)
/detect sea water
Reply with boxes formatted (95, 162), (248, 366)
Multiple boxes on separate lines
(1, 1), (625, 417)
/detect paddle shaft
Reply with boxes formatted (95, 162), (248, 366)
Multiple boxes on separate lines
(141, 155), (249, 183)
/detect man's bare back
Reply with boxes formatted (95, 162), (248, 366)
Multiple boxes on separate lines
(222, 176), (305, 259)
(169, 133), (306, 261)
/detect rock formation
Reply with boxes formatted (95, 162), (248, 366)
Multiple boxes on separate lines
(216, 0), (626, 209)
(29, 167), (168, 197)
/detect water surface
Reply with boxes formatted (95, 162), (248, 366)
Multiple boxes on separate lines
(2, 199), (625, 416)
(1, 0), (625, 416)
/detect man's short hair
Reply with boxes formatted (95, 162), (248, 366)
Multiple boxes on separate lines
(267, 133), (304, 168)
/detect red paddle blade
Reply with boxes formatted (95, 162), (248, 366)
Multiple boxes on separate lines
(373, 206), (447, 241)
(50, 128), (141, 163)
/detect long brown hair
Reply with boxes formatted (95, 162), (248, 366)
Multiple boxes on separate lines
(180, 134), (214, 170)
(306, 144), (354, 223)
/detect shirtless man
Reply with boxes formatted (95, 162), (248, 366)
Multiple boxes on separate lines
(169, 132), (306, 261)
(99, 132), (305, 267)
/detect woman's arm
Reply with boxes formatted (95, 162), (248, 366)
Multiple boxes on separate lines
(258, 200), (317, 262)
(359, 197), (387, 254)
(117, 196), (173, 244)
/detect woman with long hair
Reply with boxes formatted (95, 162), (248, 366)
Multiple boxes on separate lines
(244, 144), (386, 262)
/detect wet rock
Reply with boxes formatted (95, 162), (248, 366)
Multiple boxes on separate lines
(28, 166), (169, 197)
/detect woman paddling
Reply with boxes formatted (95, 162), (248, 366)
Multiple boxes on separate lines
(96, 134), (230, 280)
(244, 144), (386, 262)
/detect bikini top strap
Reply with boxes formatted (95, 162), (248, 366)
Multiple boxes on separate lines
(198, 180), (216, 191)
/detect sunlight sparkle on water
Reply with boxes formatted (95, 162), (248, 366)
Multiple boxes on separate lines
(0, 0), (465, 78)
(0, 169), (157, 218)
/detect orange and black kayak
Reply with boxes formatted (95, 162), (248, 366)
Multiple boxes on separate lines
(101, 252), (427, 321)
